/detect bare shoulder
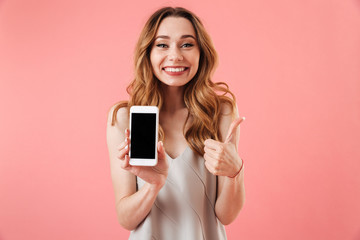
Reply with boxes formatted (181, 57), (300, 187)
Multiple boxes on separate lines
(107, 102), (129, 130)
(219, 101), (239, 141)
(220, 101), (239, 121)
(106, 102), (129, 153)
(220, 101), (235, 116)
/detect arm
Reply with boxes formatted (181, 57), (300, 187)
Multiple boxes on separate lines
(215, 162), (245, 225)
(203, 103), (245, 225)
(106, 105), (167, 230)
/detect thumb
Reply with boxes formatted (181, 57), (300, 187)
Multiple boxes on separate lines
(224, 117), (245, 144)
(157, 141), (166, 161)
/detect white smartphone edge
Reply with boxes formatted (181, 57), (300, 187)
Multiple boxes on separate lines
(129, 106), (159, 166)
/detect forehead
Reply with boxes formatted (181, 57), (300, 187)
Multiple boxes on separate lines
(156, 17), (196, 38)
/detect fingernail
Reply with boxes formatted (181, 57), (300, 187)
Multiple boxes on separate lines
(125, 145), (128, 150)
(125, 138), (128, 143)
(242, 117), (246, 121)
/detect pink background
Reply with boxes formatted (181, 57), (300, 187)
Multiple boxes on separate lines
(1, 0), (360, 239)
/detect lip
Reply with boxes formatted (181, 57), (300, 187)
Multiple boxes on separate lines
(162, 66), (189, 76)
(163, 66), (188, 68)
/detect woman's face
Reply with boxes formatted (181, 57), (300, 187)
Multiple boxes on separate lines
(150, 17), (200, 87)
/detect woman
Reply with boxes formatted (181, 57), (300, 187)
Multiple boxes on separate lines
(107, 7), (245, 240)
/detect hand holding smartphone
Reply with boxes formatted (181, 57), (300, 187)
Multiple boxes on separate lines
(129, 106), (159, 166)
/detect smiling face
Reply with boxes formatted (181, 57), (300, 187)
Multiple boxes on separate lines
(150, 17), (200, 87)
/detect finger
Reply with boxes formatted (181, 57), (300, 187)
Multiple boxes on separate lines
(205, 159), (229, 176)
(157, 141), (166, 162)
(224, 117), (245, 144)
(204, 139), (222, 152)
(204, 152), (223, 170)
(204, 145), (214, 154)
(125, 129), (130, 148)
(117, 146), (129, 160)
(204, 152), (216, 163)
(125, 128), (130, 138)
(117, 138), (129, 150)
(204, 146), (221, 160)
(204, 160), (218, 176)
(121, 154), (131, 169)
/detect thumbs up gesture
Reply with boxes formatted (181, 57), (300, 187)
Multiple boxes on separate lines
(203, 117), (245, 178)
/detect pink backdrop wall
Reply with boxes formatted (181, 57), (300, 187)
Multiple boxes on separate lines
(1, 0), (360, 239)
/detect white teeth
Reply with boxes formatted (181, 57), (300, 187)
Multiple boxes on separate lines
(164, 67), (186, 72)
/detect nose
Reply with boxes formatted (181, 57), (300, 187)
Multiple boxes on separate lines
(168, 46), (183, 62)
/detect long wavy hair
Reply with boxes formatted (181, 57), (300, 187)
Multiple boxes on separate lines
(110, 7), (236, 156)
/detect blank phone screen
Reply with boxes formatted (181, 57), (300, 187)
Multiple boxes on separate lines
(130, 113), (156, 159)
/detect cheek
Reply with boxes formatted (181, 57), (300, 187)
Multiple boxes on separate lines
(150, 52), (156, 69)
(192, 53), (200, 72)
(150, 52), (164, 71)
(150, 54), (163, 80)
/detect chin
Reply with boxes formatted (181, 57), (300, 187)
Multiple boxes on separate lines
(162, 81), (190, 88)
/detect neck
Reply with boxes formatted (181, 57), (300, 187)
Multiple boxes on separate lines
(161, 84), (186, 114)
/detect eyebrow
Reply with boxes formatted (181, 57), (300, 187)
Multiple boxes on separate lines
(155, 35), (196, 40)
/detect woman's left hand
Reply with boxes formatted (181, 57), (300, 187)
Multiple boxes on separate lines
(203, 118), (244, 178)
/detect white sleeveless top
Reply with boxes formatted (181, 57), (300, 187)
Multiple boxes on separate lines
(129, 146), (227, 240)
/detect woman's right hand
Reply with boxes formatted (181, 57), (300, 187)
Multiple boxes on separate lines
(117, 129), (168, 188)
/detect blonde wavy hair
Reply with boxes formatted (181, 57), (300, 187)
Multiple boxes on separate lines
(110, 7), (236, 156)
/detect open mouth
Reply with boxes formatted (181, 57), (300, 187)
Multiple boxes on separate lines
(163, 67), (189, 73)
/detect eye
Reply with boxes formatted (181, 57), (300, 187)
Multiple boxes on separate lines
(181, 43), (194, 48)
(156, 44), (168, 48)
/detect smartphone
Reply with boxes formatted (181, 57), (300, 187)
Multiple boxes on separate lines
(129, 106), (159, 166)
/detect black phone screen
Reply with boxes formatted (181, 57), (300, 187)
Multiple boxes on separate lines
(130, 113), (156, 159)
